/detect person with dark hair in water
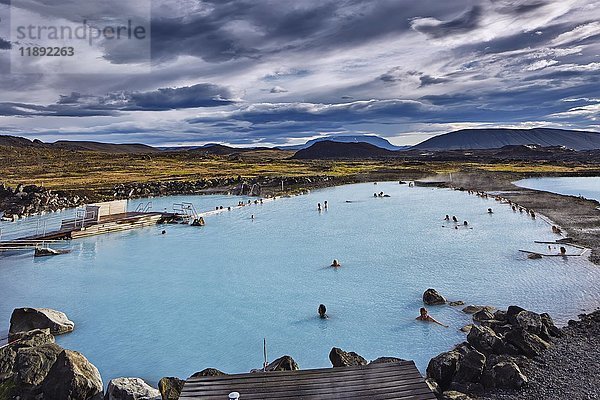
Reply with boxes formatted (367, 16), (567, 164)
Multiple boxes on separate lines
(331, 259), (341, 267)
(416, 307), (448, 327)
(318, 304), (328, 319)
(452, 216), (458, 223)
(444, 215), (450, 221)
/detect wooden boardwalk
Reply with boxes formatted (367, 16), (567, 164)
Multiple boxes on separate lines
(179, 361), (435, 400)
(20, 212), (164, 241)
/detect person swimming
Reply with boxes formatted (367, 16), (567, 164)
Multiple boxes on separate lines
(318, 203), (322, 211)
(488, 208), (493, 214)
(452, 216), (458, 223)
(416, 307), (448, 327)
(444, 215), (450, 221)
(331, 259), (341, 267)
(318, 304), (328, 319)
(463, 221), (468, 226)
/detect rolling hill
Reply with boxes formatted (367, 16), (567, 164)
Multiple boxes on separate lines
(292, 140), (398, 159)
(413, 128), (600, 151)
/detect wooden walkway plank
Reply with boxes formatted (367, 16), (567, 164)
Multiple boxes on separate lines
(179, 361), (436, 400)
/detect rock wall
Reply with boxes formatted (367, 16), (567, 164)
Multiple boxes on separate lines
(0, 184), (87, 221)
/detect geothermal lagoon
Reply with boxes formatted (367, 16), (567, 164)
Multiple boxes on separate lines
(1, 182), (599, 385)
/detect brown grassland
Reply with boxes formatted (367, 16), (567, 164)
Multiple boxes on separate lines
(2, 145), (600, 194)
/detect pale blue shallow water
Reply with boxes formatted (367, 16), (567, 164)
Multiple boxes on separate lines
(1, 182), (599, 386)
(515, 176), (600, 203)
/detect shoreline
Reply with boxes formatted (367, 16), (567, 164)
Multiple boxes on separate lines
(439, 172), (600, 266)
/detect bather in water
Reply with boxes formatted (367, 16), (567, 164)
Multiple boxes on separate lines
(331, 259), (341, 267)
(318, 304), (328, 319)
(416, 307), (448, 328)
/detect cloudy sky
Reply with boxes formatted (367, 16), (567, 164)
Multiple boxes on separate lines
(0, 0), (599, 147)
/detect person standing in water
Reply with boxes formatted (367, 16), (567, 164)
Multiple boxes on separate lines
(318, 304), (328, 319)
(416, 307), (448, 327)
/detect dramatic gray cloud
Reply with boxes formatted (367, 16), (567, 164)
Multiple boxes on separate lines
(0, 83), (235, 116)
(0, 0), (598, 146)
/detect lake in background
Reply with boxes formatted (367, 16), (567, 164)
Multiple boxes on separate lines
(1, 182), (599, 386)
(514, 176), (600, 203)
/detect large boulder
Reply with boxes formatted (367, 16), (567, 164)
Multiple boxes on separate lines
(467, 325), (504, 355)
(10, 308), (74, 338)
(504, 328), (550, 358)
(472, 309), (495, 322)
(189, 368), (226, 378)
(9, 328), (55, 349)
(14, 343), (63, 387)
(423, 289), (446, 305)
(329, 348), (367, 367)
(105, 377), (160, 400)
(426, 350), (460, 390)
(265, 355), (299, 371)
(453, 345), (486, 384)
(42, 349), (103, 400)
(540, 313), (561, 338)
(158, 377), (185, 400)
(481, 361), (528, 389)
(514, 311), (544, 335)
(506, 306), (526, 325)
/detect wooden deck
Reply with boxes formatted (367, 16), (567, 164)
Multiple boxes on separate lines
(15, 212), (164, 242)
(179, 361), (435, 400)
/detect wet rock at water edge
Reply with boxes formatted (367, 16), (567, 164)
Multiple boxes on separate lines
(369, 356), (407, 364)
(190, 368), (226, 378)
(423, 288), (447, 305)
(462, 305), (495, 315)
(158, 377), (185, 400)
(472, 309), (495, 322)
(329, 347), (367, 367)
(9, 308), (74, 338)
(42, 349), (103, 400)
(426, 349), (461, 390)
(104, 377), (161, 400)
(264, 355), (299, 371)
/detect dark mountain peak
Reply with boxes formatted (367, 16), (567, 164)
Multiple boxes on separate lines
(292, 140), (398, 159)
(413, 128), (600, 151)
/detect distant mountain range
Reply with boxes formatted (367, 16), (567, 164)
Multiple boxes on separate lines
(0, 136), (158, 154)
(2, 128), (600, 157)
(413, 128), (600, 151)
(281, 134), (409, 151)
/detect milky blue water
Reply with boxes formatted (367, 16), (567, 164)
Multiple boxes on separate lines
(515, 176), (600, 203)
(1, 182), (599, 387)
